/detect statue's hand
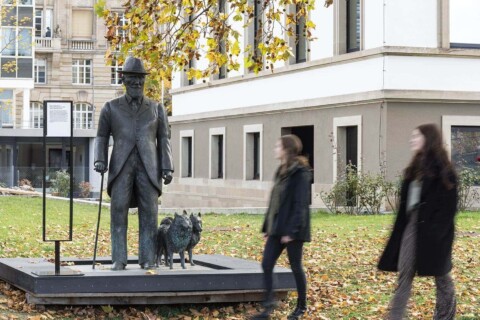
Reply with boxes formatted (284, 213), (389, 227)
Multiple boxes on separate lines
(162, 170), (173, 185)
(94, 161), (107, 174)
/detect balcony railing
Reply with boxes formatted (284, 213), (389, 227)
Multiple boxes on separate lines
(68, 40), (95, 51)
(34, 37), (61, 51)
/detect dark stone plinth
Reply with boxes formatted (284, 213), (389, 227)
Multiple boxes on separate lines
(0, 255), (295, 305)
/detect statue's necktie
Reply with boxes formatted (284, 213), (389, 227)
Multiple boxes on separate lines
(132, 100), (139, 112)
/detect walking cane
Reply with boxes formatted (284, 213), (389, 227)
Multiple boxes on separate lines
(92, 171), (104, 269)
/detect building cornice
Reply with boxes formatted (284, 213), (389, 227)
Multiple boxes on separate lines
(168, 89), (480, 124)
(170, 46), (480, 96)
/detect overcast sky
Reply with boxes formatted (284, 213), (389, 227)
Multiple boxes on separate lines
(449, 0), (480, 44)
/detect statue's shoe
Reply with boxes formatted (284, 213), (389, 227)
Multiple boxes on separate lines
(111, 262), (126, 271)
(140, 263), (156, 270)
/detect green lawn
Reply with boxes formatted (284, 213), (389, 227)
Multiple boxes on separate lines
(0, 196), (479, 319)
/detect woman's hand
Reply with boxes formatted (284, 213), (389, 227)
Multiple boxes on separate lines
(263, 233), (268, 241)
(281, 235), (293, 244)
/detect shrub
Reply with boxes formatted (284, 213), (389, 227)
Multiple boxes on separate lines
(50, 170), (70, 197)
(457, 167), (480, 211)
(19, 179), (32, 187)
(320, 164), (400, 215)
(78, 181), (92, 198)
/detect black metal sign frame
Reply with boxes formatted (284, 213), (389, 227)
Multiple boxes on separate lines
(37, 100), (81, 276)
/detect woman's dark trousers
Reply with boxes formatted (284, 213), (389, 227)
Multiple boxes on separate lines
(261, 236), (307, 307)
(388, 210), (456, 319)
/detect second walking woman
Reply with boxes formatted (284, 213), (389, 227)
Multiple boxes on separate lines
(378, 123), (457, 319)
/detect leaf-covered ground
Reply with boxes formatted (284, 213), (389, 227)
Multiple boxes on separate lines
(0, 196), (479, 319)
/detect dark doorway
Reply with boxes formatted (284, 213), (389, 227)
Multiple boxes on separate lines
(281, 125), (314, 175)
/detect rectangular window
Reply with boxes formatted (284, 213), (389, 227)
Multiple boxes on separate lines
(451, 126), (480, 174)
(450, 0), (480, 48)
(2, 28), (16, 56)
(74, 103), (93, 129)
(30, 102), (43, 128)
(72, 10), (93, 38)
(218, 0), (227, 79)
(212, 135), (224, 178)
(1, 6), (17, 26)
(252, 132), (260, 179)
(18, 6), (33, 27)
(210, 127), (225, 179)
(17, 57), (32, 78)
(35, 9), (42, 37)
(346, 0), (361, 52)
(333, 115), (362, 182)
(253, 0), (262, 59)
(0, 90), (14, 127)
(180, 130), (194, 178)
(18, 28), (32, 56)
(1, 58), (16, 78)
(244, 124), (262, 180)
(111, 60), (122, 85)
(72, 59), (92, 84)
(295, 4), (307, 63)
(186, 15), (195, 86)
(34, 58), (46, 83)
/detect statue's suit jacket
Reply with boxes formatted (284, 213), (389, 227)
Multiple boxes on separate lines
(94, 95), (173, 208)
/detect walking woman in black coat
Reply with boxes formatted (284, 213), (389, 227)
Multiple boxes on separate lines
(378, 124), (457, 319)
(252, 134), (312, 320)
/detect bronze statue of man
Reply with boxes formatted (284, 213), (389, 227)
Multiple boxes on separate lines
(94, 57), (173, 270)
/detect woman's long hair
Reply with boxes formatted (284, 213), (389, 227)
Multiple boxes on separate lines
(279, 134), (310, 174)
(404, 123), (456, 189)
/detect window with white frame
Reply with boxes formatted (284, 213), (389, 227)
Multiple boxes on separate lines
(111, 60), (122, 85)
(35, 9), (42, 37)
(72, 59), (91, 84)
(73, 103), (93, 129)
(346, 0), (361, 52)
(244, 124), (262, 180)
(110, 12), (128, 51)
(218, 0), (227, 79)
(295, 4), (307, 63)
(442, 116), (480, 183)
(30, 102), (43, 128)
(117, 12), (128, 39)
(332, 115), (362, 182)
(34, 58), (46, 83)
(451, 126), (480, 173)
(34, 8), (52, 38)
(2, 28), (16, 56)
(209, 127), (225, 179)
(180, 130), (194, 178)
(0, 90), (14, 127)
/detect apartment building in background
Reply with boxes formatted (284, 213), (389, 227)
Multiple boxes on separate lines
(0, 0), (124, 194)
(165, 0), (480, 210)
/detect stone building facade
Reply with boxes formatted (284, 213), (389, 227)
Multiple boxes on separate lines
(0, 0), (125, 194)
(164, 0), (480, 210)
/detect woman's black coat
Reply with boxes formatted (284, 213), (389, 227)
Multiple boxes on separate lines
(262, 165), (312, 242)
(378, 175), (457, 276)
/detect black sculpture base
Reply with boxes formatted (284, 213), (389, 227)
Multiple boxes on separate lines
(0, 255), (295, 305)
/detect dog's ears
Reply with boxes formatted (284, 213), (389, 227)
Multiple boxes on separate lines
(182, 209), (187, 215)
(174, 212), (179, 217)
(198, 212), (201, 217)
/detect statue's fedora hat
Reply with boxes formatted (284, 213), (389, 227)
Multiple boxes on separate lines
(119, 56), (149, 75)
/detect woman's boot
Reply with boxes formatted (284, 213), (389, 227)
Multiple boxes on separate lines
(251, 305), (273, 320)
(287, 301), (307, 320)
